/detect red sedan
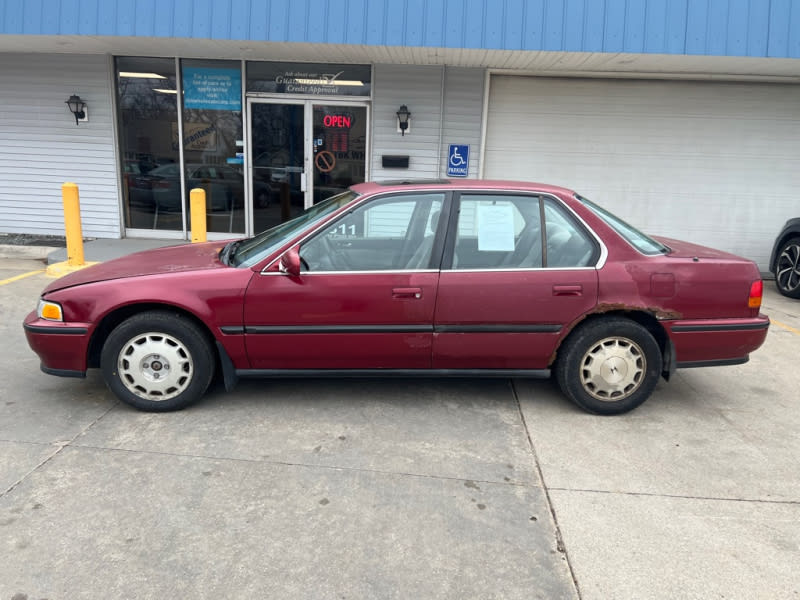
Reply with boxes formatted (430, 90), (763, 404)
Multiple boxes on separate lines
(24, 180), (769, 415)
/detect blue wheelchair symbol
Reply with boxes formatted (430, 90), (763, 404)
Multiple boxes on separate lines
(450, 146), (466, 166)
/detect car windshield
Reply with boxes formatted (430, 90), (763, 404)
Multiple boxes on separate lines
(229, 190), (359, 267)
(576, 194), (669, 255)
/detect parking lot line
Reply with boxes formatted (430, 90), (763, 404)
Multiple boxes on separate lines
(770, 318), (800, 336)
(0, 269), (45, 286)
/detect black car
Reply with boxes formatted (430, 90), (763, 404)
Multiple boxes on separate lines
(769, 218), (800, 298)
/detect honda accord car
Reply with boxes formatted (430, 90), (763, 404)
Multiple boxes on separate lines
(24, 180), (769, 415)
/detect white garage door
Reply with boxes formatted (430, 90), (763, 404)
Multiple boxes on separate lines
(483, 76), (800, 270)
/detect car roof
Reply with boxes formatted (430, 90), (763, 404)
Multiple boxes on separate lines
(351, 179), (576, 196)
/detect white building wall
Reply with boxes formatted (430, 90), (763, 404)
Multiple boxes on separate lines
(371, 64), (485, 182)
(484, 76), (800, 270)
(370, 64), (444, 180)
(439, 67), (484, 179)
(0, 53), (121, 238)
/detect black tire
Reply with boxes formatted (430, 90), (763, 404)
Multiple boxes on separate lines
(256, 189), (270, 208)
(775, 236), (800, 298)
(100, 311), (215, 412)
(555, 317), (662, 415)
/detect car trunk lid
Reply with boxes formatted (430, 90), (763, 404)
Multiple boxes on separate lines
(650, 237), (763, 319)
(656, 237), (746, 261)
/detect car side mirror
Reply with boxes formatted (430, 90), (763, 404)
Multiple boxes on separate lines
(279, 246), (301, 277)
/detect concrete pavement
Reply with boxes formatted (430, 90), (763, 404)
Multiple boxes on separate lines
(1, 251), (798, 599)
(513, 289), (800, 598)
(1, 259), (575, 599)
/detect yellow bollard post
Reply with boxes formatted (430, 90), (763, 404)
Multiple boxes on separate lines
(62, 182), (85, 266)
(46, 182), (98, 277)
(190, 188), (207, 243)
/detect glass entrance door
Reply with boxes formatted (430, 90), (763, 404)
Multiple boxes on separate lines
(250, 101), (307, 233)
(312, 104), (367, 204)
(248, 99), (367, 234)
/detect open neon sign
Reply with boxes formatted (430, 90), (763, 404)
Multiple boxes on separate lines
(323, 114), (352, 128)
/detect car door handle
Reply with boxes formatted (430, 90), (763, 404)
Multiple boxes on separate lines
(553, 284), (583, 296)
(392, 287), (423, 299)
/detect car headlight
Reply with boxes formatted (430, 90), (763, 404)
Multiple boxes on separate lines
(37, 299), (63, 322)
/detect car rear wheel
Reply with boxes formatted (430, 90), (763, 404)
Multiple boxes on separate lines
(555, 317), (662, 415)
(101, 311), (214, 412)
(775, 237), (800, 298)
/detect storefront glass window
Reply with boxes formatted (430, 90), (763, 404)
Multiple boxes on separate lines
(116, 57), (180, 231)
(181, 59), (245, 235)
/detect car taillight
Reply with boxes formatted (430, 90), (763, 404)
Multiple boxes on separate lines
(748, 280), (763, 309)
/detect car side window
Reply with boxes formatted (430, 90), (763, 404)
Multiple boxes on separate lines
(543, 199), (597, 268)
(300, 193), (445, 272)
(451, 194), (542, 269)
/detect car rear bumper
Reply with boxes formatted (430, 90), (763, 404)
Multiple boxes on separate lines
(665, 314), (770, 366)
(23, 311), (90, 376)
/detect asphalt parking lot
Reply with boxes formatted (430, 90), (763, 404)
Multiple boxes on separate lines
(1, 254), (798, 599)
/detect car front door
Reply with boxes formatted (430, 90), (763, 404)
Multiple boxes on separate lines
(242, 191), (448, 370)
(433, 193), (600, 370)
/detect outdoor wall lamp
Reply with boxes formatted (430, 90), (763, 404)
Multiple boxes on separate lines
(396, 104), (411, 136)
(65, 94), (87, 125)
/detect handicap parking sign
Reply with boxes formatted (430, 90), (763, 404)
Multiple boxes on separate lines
(447, 144), (469, 177)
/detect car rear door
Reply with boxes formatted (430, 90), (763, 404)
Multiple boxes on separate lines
(432, 192), (600, 370)
(242, 191), (449, 370)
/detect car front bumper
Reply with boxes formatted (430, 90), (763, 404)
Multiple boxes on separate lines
(23, 311), (91, 377)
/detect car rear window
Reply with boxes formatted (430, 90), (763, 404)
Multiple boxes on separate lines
(575, 194), (668, 255)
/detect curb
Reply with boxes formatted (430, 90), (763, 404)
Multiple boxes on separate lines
(0, 244), (63, 260)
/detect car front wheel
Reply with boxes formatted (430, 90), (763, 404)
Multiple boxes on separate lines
(775, 237), (800, 298)
(100, 311), (214, 412)
(555, 317), (662, 415)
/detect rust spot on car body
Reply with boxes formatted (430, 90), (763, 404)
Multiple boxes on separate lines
(593, 303), (682, 321)
(547, 303), (683, 366)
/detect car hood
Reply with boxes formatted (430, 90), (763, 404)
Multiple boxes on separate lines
(655, 236), (749, 261)
(43, 241), (229, 293)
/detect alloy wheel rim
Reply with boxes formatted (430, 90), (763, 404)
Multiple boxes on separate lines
(777, 243), (800, 293)
(117, 332), (194, 401)
(579, 336), (645, 402)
